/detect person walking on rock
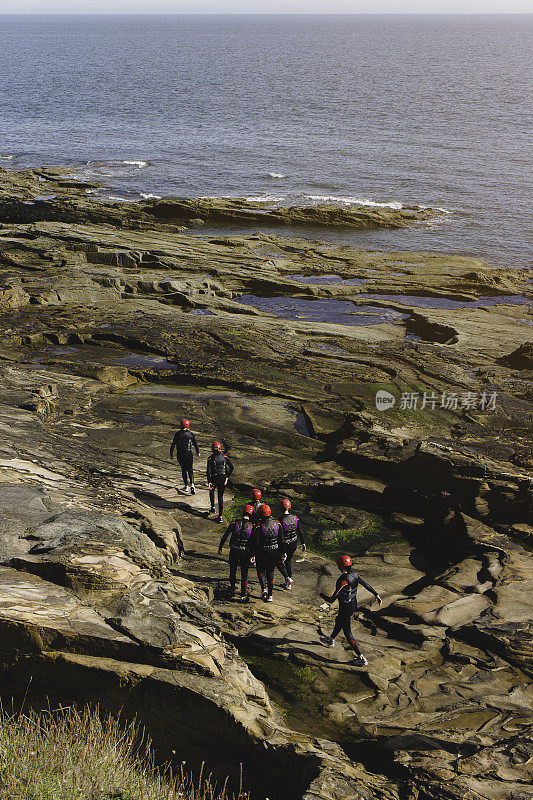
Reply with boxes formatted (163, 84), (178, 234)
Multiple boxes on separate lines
(318, 555), (382, 666)
(170, 419), (200, 494)
(218, 504), (254, 600)
(250, 504), (284, 602)
(207, 441), (233, 523)
(278, 498), (306, 590)
(249, 488), (264, 522)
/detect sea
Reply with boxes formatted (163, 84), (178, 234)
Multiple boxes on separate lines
(0, 14), (531, 269)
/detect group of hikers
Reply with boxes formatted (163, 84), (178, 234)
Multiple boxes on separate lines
(171, 418), (382, 666)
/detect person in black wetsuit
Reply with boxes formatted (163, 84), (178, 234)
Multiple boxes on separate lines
(218, 504), (254, 599)
(250, 504), (284, 602)
(170, 419), (200, 494)
(207, 441), (234, 523)
(249, 488), (263, 522)
(318, 555), (382, 666)
(278, 498), (306, 590)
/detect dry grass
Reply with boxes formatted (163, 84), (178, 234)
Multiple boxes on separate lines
(0, 704), (249, 800)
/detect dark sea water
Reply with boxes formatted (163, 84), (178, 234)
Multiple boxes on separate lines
(0, 14), (531, 268)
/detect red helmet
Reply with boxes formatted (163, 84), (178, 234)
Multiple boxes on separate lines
(260, 504), (271, 518)
(251, 488), (262, 501)
(180, 419), (190, 429)
(242, 504), (254, 518)
(337, 555), (352, 571)
(279, 498), (291, 512)
(211, 441), (222, 452)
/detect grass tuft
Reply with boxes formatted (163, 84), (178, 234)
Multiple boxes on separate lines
(0, 704), (249, 800)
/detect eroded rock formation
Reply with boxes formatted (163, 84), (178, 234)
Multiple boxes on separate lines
(0, 167), (531, 799)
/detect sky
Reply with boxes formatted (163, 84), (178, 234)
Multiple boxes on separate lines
(1, 1), (532, 13)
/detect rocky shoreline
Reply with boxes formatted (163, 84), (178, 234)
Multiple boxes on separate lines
(0, 166), (531, 800)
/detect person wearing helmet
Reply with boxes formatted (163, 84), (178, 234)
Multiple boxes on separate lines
(170, 419), (200, 494)
(207, 441), (234, 523)
(250, 504), (284, 602)
(318, 555), (382, 666)
(218, 504), (254, 599)
(249, 488), (263, 522)
(278, 498), (306, 590)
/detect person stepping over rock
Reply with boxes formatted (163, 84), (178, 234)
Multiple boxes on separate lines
(170, 418), (200, 495)
(278, 498), (306, 590)
(207, 441), (233, 523)
(218, 504), (254, 600)
(250, 504), (284, 602)
(318, 555), (382, 666)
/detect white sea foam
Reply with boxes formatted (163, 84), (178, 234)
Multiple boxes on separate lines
(305, 195), (404, 210)
(141, 193), (162, 199)
(268, 172), (286, 178)
(106, 195), (129, 202)
(0, 154), (13, 160)
(123, 160), (148, 167)
(244, 195), (287, 203)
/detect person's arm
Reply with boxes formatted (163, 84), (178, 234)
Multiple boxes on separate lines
(249, 526), (257, 558)
(191, 433), (200, 456)
(206, 456), (213, 486)
(224, 456), (234, 483)
(170, 433), (177, 460)
(319, 578), (347, 604)
(356, 573), (382, 607)
(296, 517), (306, 550)
(276, 523), (286, 561)
(218, 523), (233, 554)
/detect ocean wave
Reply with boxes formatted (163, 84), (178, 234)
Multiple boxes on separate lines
(123, 160), (148, 167)
(244, 195), (286, 203)
(106, 195), (130, 202)
(268, 172), (286, 178)
(305, 195), (404, 210)
(0, 154), (13, 160)
(141, 193), (162, 200)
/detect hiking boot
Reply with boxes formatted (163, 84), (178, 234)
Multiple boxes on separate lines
(190, 485), (196, 495)
(182, 485), (190, 494)
(209, 506), (216, 514)
(266, 595), (273, 602)
(320, 636), (336, 648)
(352, 654), (368, 666)
(216, 515), (224, 524)
(284, 578), (293, 590)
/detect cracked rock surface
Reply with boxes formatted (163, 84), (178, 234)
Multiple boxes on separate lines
(0, 167), (531, 800)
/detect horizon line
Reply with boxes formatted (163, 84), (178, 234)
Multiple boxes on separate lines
(1, 10), (532, 14)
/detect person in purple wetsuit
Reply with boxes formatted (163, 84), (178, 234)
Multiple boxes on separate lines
(278, 498), (306, 590)
(218, 504), (254, 599)
(250, 504), (284, 602)
(319, 555), (382, 666)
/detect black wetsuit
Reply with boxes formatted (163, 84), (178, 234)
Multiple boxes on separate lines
(251, 517), (284, 597)
(280, 512), (305, 578)
(219, 517), (253, 595)
(170, 429), (199, 487)
(207, 451), (234, 516)
(250, 500), (263, 523)
(321, 571), (378, 655)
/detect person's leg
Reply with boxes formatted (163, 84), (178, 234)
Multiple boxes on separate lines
(266, 553), (276, 598)
(228, 550), (238, 594)
(239, 555), (249, 596)
(342, 609), (362, 656)
(217, 481), (225, 519)
(256, 560), (267, 595)
(276, 557), (289, 581)
(209, 487), (216, 512)
(179, 460), (188, 487)
(285, 543), (297, 577)
(187, 459), (195, 490)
